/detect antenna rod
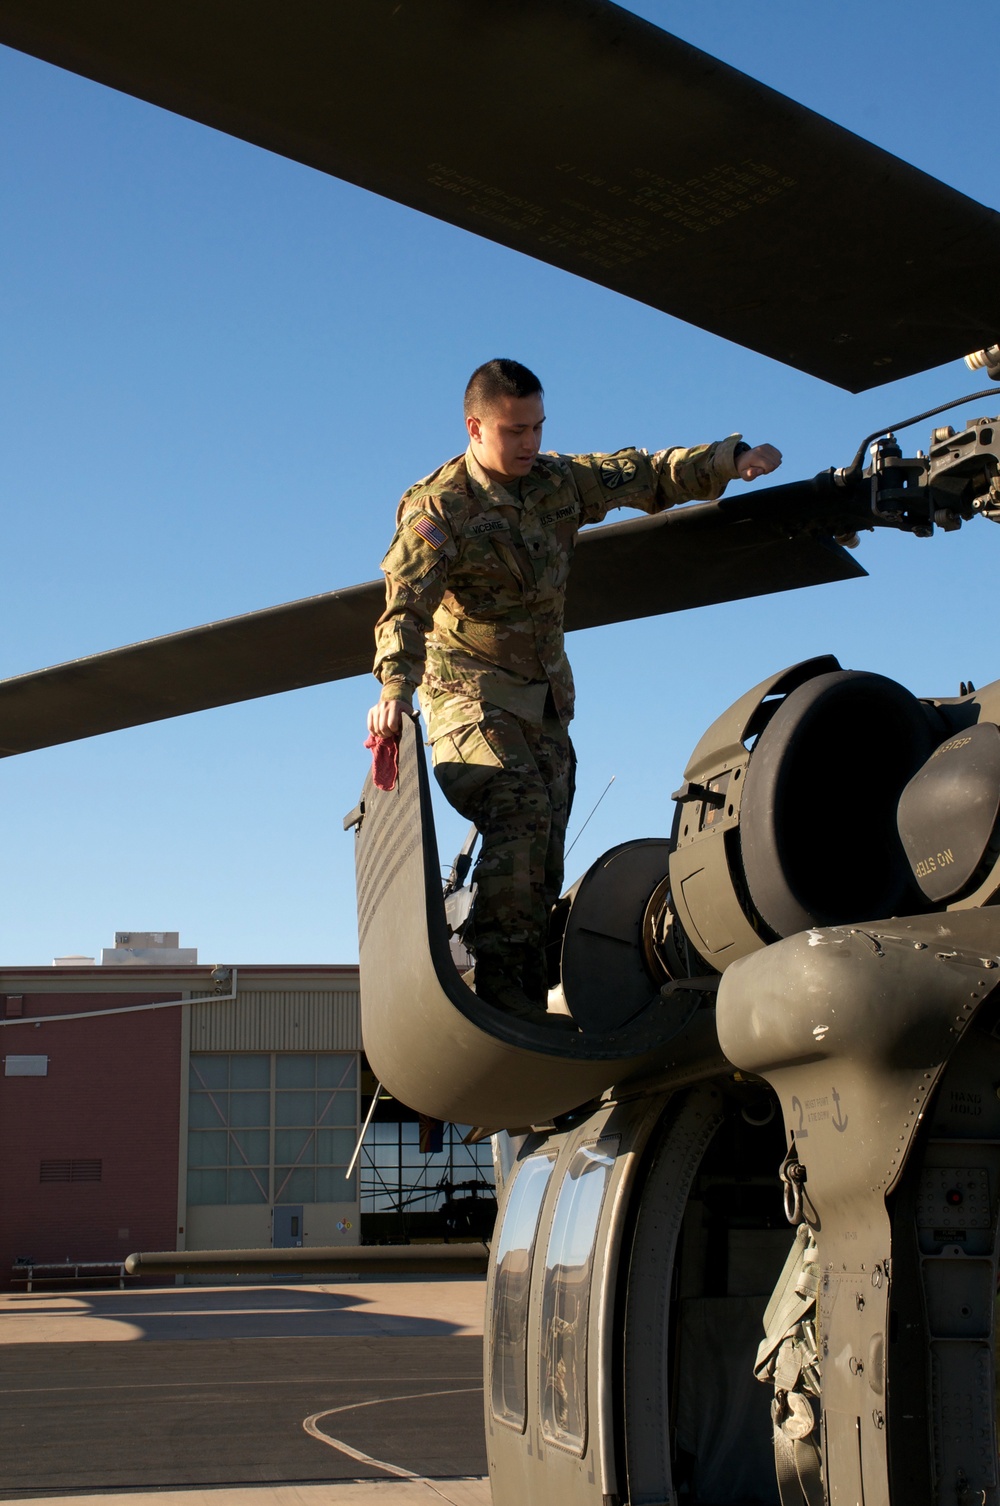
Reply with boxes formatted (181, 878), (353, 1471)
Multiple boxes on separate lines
(347, 1081), (383, 1180)
(565, 775), (615, 860)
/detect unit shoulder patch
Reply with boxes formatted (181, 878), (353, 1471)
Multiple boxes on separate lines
(599, 456), (638, 490)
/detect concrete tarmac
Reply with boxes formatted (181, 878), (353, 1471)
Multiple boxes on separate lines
(18, 1487), (487, 1499)
(21, 1489), (489, 1506)
(0, 1280), (490, 1505)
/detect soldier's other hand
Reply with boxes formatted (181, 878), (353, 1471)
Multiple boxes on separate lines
(367, 699), (409, 739)
(737, 443), (782, 482)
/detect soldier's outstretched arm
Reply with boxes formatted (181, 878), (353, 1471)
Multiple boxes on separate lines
(560, 433), (781, 526)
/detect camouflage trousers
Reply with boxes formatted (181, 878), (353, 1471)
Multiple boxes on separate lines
(426, 695), (575, 978)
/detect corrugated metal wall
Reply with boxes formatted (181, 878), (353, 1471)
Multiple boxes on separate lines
(188, 989), (361, 1052)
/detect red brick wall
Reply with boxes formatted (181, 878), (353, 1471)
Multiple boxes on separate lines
(0, 993), (182, 1284)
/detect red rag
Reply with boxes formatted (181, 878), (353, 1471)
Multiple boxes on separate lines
(364, 732), (399, 792)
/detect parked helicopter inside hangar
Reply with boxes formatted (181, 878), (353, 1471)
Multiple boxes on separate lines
(3, 4), (1000, 1506)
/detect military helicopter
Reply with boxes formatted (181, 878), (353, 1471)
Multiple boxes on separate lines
(3, 5), (1000, 1506)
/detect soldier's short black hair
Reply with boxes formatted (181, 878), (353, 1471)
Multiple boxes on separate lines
(464, 358), (543, 418)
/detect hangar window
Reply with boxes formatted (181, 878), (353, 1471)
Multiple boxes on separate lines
(539, 1138), (618, 1454)
(274, 1053), (358, 1204)
(187, 1052), (358, 1206)
(490, 1152), (555, 1430)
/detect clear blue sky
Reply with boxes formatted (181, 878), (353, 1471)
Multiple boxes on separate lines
(1, 0), (997, 966)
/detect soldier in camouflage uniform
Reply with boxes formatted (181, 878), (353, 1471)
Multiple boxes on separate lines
(368, 359), (781, 1025)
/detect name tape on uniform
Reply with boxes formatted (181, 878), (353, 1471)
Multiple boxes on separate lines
(465, 517), (510, 537)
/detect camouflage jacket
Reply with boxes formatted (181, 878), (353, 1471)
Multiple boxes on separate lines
(373, 437), (744, 729)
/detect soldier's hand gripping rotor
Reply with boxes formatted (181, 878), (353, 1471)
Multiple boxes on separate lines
(722, 382), (1000, 553)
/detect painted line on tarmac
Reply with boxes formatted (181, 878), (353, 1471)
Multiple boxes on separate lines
(303, 1385), (483, 1486)
(0, 1374), (482, 1397)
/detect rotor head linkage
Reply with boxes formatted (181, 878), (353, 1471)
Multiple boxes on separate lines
(965, 345), (1000, 381)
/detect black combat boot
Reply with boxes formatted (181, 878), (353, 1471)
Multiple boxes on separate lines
(471, 951), (542, 1022)
(519, 943), (549, 1010)
(520, 943), (578, 1031)
(471, 947), (578, 1030)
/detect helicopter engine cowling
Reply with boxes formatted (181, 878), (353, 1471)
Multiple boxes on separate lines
(898, 720), (1000, 904)
(667, 656), (938, 972)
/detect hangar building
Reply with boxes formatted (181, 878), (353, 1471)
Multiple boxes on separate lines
(0, 932), (494, 1287)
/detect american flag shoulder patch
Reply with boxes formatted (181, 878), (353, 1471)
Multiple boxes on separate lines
(409, 514), (448, 550)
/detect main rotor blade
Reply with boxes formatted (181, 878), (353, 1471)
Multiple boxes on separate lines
(564, 491), (865, 633)
(1, 0), (997, 390)
(0, 506), (863, 757)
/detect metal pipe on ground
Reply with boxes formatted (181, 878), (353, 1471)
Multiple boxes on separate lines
(125, 1243), (489, 1277)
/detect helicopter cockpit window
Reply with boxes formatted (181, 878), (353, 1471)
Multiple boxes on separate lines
(539, 1138), (618, 1455)
(490, 1152), (555, 1431)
